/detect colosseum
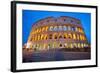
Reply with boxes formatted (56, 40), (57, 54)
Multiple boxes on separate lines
(23, 16), (90, 52)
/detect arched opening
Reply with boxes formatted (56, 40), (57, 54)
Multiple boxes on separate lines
(48, 43), (52, 50)
(37, 35), (40, 40)
(59, 44), (63, 48)
(64, 35), (66, 39)
(72, 27), (76, 31)
(49, 26), (53, 31)
(77, 34), (79, 40)
(63, 26), (67, 31)
(81, 43), (84, 48)
(39, 28), (41, 33)
(41, 34), (44, 40)
(78, 43), (81, 48)
(73, 34), (76, 40)
(59, 35), (62, 39)
(68, 26), (71, 31)
(49, 34), (52, 39)
(43, 44), (48, 50)
(44, 34), (48, 40)
(70, 44), (74, 48)
(64, 33), (68, 39)
(42, 27), (45, 32)
(68, 33), (72, 39)
(64, 43), (68, 48)
(53, 33), (57, 39)
(58, 26), (63, 31)
(34, 36), (37, 41)
(54, 26), (58, 31)
(45, 26), (49, 31)
(36, 29), (39, 33)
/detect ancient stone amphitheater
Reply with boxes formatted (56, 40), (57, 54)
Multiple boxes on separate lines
(23, 16), (90, 52)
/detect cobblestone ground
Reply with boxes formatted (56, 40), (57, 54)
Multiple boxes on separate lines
(23, 50), (90, 63)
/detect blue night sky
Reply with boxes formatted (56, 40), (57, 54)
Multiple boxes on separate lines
(22, 10), (91, 45)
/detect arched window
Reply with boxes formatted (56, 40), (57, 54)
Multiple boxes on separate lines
(77, 34), (79, 40)
(53, 42), (57, 48)
(42, 27), (45, 32)
(54, 35), (57, 39)
(36, 29), (39, 33)
(41, 34), (44, 40)
(35, 36), (38, 41)
(37, 35), (40, 40)
(45, 26), (48, 31)
(84, 43), (87, 47)
(72, 27), (76, 31)
(73, 43), (77, 48)
(70, 44), (73, 48)
(73, 34), (76, 40)
(49, 26), (53, 31)
(80, 34), (83, 40)
(59, 36), (62, 39)
(63, 26), (67, 31)
(55, 36), (57, 39)
(44, 34), (48, 40)
(75, 27), (78, 31)
(68, 26), (71, 31)
(64, 33), (68, 39)
(78, 43), (80, 48)
(59, 34), (63, 39)
(39, 35), (41, 40)
(83, 36), (86, 40)
(43, 44), (47, 49)
(59, 44), (62, 47)
(48, 43), (52, 49)
(81, 43), (84, 48)
(78, 28), (81, 32)
(54, 26), (58, 31)
(53, 33), (57, 39)
(58, 26), (62, 31)
(80, 28), (84, 33)
(64, 43), (68, 48)
(39, 28), (41, 32)
(49, 34), (52, 39)
(68, 33), (72, 39)
(64, 35), (66, 39)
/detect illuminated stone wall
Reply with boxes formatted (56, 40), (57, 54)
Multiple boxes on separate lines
(24, 16), (89, 51)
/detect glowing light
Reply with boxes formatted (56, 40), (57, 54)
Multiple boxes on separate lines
(73, 34), (76, 40)
(26, 42), (32, 48)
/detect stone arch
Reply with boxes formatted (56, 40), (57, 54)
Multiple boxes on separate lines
(63, 26), (67, 31)
(58, 34), (63, 39)
(53, 33), (58, 39)
(67, 33), (72, 39)
(41, 34), (44, 40)
(54, 26), (58, 31)
(73, 33), (77, 40)
(44, 34), (48, 40)
(41, 27), (46, 32)
(49, 26), (54, 31)
(49, 34), (52, 39)
(45, 26), (49, 31)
